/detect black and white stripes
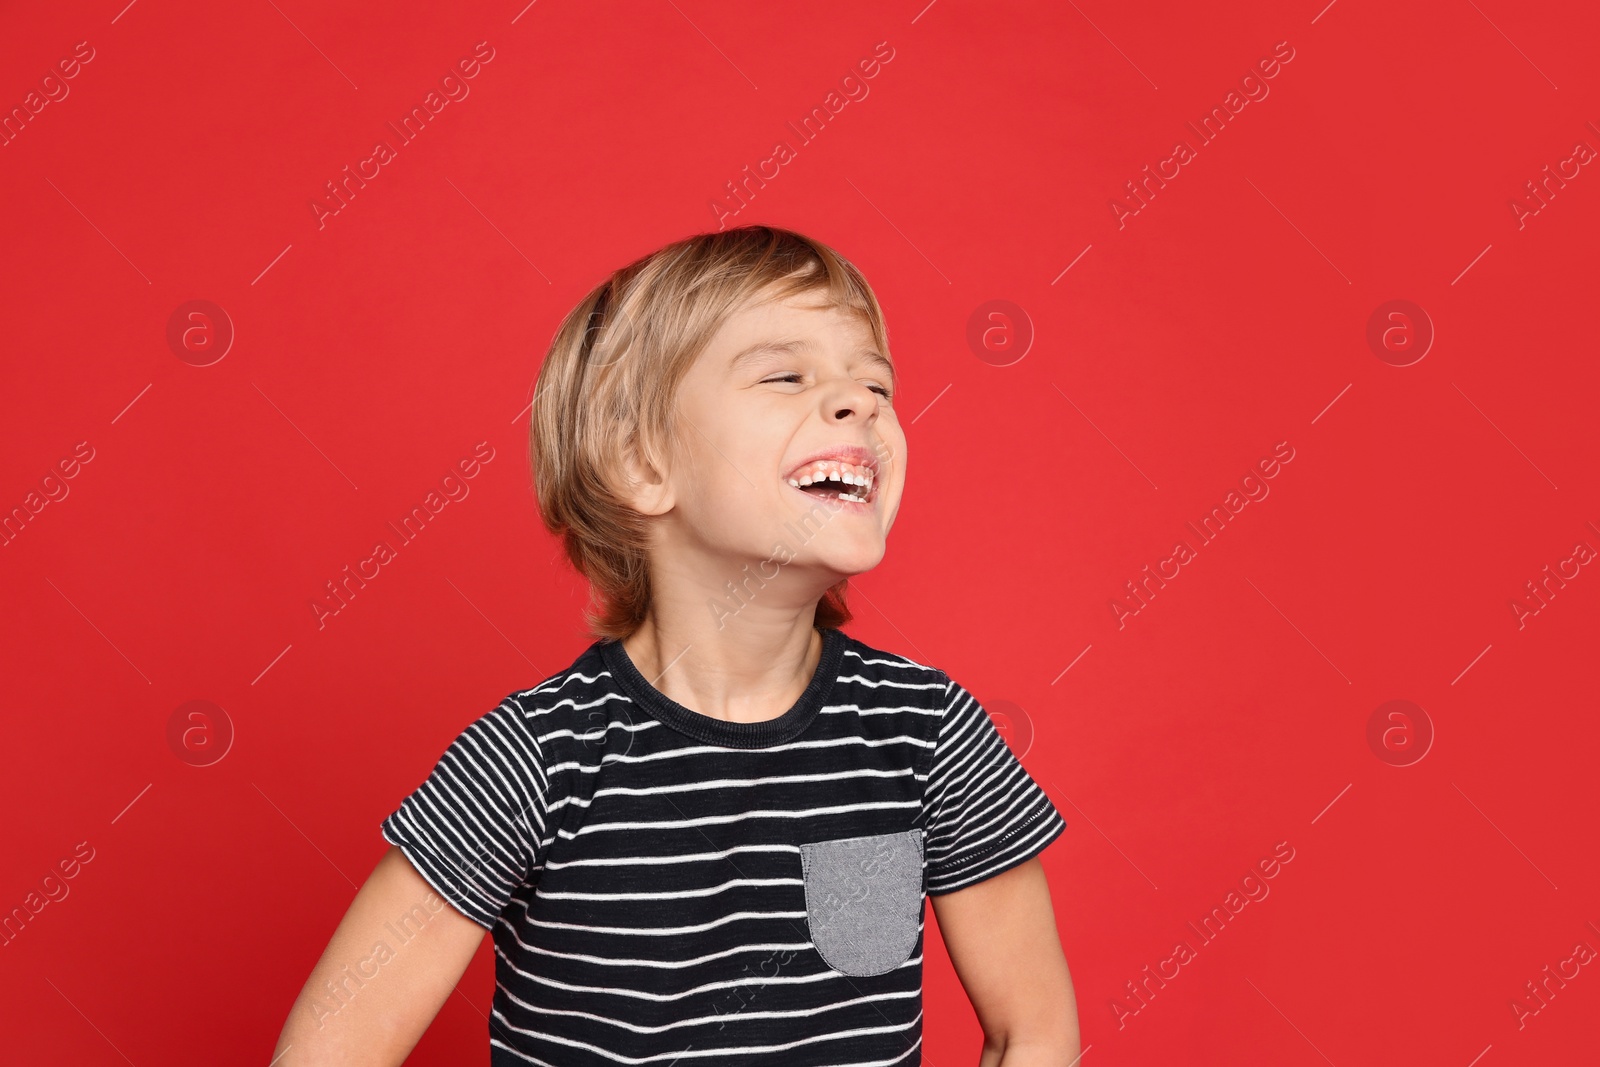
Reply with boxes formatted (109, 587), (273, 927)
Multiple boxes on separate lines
(923, 679), (1065, 896)
(380, 627), (1066, 1066)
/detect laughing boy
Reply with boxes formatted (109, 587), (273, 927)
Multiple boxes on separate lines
(273, 225), (1079, 1065)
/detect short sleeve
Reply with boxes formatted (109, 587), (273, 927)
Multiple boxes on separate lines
(380, 697), (550, 929)
(922, 677), (1067, 896)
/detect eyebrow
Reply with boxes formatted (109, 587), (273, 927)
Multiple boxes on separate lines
(729, 337), (896, 382)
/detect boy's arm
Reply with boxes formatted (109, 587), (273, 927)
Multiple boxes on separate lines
(270, 846), (488, 1066)
(929, 857), (1081, 1065)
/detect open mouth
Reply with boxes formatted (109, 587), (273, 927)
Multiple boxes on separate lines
(785, 459), (876, 506)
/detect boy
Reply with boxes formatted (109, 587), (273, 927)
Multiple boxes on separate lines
(272, 226), (1079, 1065)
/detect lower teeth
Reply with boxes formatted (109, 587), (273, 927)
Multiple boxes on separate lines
(798, 482), (869, 503)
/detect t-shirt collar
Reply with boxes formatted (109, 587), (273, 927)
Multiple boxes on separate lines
(597, 627), (845, 749)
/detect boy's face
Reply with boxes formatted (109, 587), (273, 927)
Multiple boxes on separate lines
(629, 289), (906, 594)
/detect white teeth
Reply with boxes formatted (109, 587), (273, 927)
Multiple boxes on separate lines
(785, 459), (876, 502)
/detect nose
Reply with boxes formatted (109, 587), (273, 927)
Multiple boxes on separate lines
(822, 377), (880, 423)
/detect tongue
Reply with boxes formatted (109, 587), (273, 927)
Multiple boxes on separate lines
(802, 481), (846, 499)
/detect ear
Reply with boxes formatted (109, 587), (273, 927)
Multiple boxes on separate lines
(618, 434), (675, 517)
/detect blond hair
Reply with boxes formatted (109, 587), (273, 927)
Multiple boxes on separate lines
(530, 225), (894, 642)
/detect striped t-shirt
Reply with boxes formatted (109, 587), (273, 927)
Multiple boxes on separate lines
(380, 625), (1067, 1065)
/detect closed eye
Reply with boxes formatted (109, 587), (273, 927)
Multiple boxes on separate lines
(764, 373), (893, 399)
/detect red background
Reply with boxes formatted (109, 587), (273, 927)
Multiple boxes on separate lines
(3, 0), (1598, 1063)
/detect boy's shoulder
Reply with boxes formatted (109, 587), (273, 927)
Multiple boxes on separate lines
(831, 628), (953, 701)
(499, 638), (613, 723)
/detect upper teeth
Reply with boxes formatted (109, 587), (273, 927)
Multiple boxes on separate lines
(787, 460), (875, 497)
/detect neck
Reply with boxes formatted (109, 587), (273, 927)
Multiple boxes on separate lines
(620, 608), (826, 725)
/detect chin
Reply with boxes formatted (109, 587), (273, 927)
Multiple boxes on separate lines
(823, 542), (887, 576)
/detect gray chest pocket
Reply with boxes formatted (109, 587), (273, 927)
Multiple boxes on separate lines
(800, 829), (924, 977)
